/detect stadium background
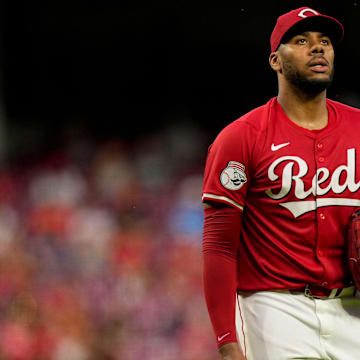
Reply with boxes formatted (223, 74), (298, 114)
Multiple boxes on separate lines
(0, 1), (358, 359)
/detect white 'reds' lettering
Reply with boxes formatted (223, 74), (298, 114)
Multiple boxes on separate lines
(265, 156), (311, 199)
(314, 168), (330, 195)
(266, 148), (360, 201)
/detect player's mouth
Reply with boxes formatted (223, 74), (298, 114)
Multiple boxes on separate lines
(307, 57), (329, 73)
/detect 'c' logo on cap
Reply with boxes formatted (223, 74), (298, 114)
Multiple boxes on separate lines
(298, 8), (319, 18)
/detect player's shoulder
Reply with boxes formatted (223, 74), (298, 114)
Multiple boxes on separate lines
(327, 98), (360, 118)
(234, 97), (275, 127)
(216, 98), (275, 140)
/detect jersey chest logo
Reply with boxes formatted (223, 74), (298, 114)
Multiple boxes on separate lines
(265, 148), (360, 217)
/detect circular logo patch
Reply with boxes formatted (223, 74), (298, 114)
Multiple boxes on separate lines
(220, 161), (247, 190)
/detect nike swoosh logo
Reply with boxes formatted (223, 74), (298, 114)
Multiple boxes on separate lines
(217, 332), (231, 342)
(271, 142), (290, 151)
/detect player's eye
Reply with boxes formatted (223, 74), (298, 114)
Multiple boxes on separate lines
(320, 39), (329, 45)
(296, 38), (307, 45)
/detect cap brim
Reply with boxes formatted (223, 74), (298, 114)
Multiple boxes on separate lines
(280, 15), (344, 48)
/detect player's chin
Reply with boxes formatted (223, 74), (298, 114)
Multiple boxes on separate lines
(298, 74), (333, 93)
(309, 74), (331, 84)
(307, 71), (332, 83)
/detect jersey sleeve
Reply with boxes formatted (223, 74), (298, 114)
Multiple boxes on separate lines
(202, 120), (254, 211)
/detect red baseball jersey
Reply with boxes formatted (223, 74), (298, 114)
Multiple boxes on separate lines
(202, 97), (360, 291)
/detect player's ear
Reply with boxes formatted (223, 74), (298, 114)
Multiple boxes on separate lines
(269, 52), (281, 72)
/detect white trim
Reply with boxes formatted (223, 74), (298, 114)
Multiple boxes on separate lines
(202, 193), (244, 211)
(280, 198), (360, 218)
(279, 201), (316, 218)
(316, 198), (360, 208)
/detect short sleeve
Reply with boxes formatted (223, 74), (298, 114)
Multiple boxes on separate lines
(202, 120), (255, 211)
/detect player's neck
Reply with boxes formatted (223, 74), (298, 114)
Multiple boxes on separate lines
(277, 87), (328, 130)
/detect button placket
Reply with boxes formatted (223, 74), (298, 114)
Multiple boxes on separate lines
(316, 141), (324, 163)
(315, 139), (327, 281)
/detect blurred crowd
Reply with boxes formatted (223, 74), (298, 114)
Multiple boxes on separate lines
(0, 123), (218, 360)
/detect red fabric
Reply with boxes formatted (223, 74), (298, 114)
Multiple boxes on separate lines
(202, 205), (242, 348)
(202, 98), (360, 291)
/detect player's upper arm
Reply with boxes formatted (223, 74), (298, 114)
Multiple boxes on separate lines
(202, 120), (255, 212)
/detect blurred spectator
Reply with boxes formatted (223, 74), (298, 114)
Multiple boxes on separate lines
(0, 124), (217, 359)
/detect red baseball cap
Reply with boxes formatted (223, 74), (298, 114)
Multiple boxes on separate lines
(270, 7), (344, 53)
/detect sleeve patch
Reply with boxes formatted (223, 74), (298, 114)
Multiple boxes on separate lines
(220, 161), (247, 191)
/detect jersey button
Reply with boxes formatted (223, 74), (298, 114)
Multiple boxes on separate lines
(319, 213), (326, 220)
(321, 281), (328, 287)
(318, 157), (325, 163)
(317, 143), (323, 150)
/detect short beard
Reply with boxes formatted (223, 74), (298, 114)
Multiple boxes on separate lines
(282, 60), (334, 95)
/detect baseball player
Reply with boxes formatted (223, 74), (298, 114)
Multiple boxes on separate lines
(202, 7), (360, 360)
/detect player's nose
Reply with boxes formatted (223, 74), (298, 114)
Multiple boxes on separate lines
(310, 43), (325, 54)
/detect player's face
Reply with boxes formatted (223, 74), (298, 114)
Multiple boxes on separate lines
(278, 31), (335, 93)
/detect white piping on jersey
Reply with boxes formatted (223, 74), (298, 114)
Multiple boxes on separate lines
(202, 193), (244, 211)
(280, 198), (360, 218)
